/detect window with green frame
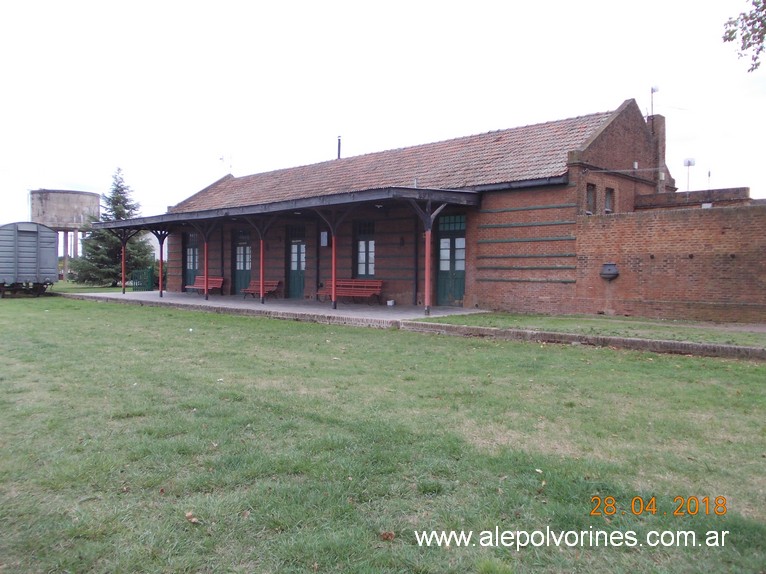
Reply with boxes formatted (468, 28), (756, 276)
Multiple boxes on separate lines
(438, 214), (466, 233)
(354, 221), (375, 277)
(185, 232), (199, 271)
(234, 230), (251, 271)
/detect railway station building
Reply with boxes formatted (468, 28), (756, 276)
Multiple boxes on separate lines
(95, 99), (766, 322)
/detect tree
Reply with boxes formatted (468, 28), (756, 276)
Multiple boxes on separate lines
(724, 0), (766, 72)
(71, 168), (154, 286)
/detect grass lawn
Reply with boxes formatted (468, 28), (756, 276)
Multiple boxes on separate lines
(421, 312), (766, 349)
(1, 298), (764, 573)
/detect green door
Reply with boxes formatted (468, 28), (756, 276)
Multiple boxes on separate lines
(232, 230), (251, 294)
(288, 239), (306, 298)
(183, 232), (200, 288)
(437, 215), (466, 306)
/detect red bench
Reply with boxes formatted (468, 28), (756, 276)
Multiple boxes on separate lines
(317, 279), (383, 304)
(241, 279), (282, 299)
(184, 275), (224, 294)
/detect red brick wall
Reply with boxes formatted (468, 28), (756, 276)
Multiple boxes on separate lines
(575, 205), (766, 322)
(466, 185), (578, 313)
(464, 176), (659, 314)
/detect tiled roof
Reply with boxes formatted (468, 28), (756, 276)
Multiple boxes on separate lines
(171, 107), (617, 213)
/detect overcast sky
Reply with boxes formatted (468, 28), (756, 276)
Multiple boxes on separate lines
(1, 0), (764, 226)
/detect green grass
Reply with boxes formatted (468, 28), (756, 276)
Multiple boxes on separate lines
(1, 298), (764, 573)
(422, 312), (766, 349)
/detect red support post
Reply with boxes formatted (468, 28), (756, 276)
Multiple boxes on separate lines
(423, 228), (432, 315)
(150, 230), (169, 298)
(121, 243), (127, 295)
(158, 249), (164, 297)
(331, 232), (337, 309)
(259, 238), (265, 304)
(203, 240), (209, 300)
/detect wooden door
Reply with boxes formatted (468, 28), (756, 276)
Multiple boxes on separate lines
(288, 239), (306, 298)
(436, 215), (466, 306)
(232, 230), (251, 294)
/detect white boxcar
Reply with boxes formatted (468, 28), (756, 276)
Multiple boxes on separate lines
(0, 222), (59, 296)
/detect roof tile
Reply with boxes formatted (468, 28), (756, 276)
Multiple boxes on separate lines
(171, 109), (614, 213)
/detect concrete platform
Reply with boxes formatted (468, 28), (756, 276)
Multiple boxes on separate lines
(62, 290), (485, 328)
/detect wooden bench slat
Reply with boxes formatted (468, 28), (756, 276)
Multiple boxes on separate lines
(242, 279), (281, 298)
(184, 276), (224, 294)
(317, 279), (383, 303)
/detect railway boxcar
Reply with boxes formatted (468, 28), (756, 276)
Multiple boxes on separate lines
(0, 222), (59, 297)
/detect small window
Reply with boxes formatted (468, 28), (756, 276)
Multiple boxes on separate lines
(604, 188), (615, 214)
(438, 215), (466, 232)
(585, 184), (596, 215)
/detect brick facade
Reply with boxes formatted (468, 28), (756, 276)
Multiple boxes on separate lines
(146, 99), (766, 323)
(164, 203), (766, 324)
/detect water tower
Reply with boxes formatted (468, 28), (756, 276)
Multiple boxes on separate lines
(29, 189), (100, 277)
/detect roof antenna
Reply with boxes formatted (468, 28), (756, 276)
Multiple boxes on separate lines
(337, 136), (341, 160)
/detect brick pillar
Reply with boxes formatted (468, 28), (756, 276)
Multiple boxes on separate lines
(649, 114), (667, 193)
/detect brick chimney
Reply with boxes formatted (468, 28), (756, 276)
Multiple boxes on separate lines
(648, 114), (671, 193)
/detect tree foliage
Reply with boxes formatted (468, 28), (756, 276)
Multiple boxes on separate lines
(724, 0), (766, 72)
(71, 168), (154, 286)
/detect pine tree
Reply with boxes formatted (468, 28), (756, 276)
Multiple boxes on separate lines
(71, 168), (154, 286)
